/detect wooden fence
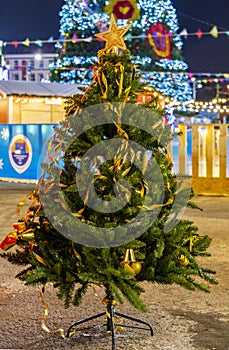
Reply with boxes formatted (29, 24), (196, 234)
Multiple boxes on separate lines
(171, 124), (229, 196)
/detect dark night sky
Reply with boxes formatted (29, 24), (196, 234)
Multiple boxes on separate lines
(0, 0), (228, 42)
(0, 1), (64, 41)
(174, 0), (229, 32)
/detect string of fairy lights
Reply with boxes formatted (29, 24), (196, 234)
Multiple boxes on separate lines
(169, 98), (229, 115)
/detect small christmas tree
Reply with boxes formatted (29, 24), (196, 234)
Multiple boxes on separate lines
(1, 16), (217, 316)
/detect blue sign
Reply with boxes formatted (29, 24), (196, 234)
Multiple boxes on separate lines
(0, 124), (57, 181)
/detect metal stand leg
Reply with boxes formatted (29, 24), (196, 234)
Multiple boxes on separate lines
(107, 302), (116, 350)
(66, 311), (106, 338)
(66, 290), (154, 350)
(115, 311), (154, 336)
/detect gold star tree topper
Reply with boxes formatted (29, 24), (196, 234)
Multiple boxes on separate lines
(94, 14), (132, 52)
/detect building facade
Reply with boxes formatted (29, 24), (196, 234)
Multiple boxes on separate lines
(3, 44), (57, 83)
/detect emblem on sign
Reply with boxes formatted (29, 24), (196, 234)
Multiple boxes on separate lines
(8, 134), (32, 174)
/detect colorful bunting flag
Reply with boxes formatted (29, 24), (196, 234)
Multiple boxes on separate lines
(83, 36), (93, 42)
(1, 23), (229, 51)
(35, 40), (43, 47)
(72, 34), (78, 43)
(22, 38), (30, 46)
(210, 26), (218, 38)
(196, 28), (203, 39)
(179, 28), (188, 39)
(11, 41), (18, 48)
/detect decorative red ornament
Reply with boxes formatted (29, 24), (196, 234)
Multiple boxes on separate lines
(146, 21), (172, 60)
(113, 0), (134, 19)
(196, 28), (203, 39)
(13, 222), (26, 231)
(11, 41), (18, 48)
(0, 232), (17, 251)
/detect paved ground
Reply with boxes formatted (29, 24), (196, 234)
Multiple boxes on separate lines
(0, 181), (228, 350)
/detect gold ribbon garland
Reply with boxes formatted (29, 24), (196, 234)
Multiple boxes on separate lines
(39, 288), (126, 339)
(40, 286), (71, 339)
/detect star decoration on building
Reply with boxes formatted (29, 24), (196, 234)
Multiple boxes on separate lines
(94, 14), (132, 51)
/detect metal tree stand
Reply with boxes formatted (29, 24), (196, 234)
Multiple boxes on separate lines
(66, 289), (154, 350)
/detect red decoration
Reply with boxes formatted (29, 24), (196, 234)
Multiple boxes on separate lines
(11, 41), (18, 48)
(146, 21), (172, 60)
(196, 28), (203, 39)
(0, 232), (17, 251)
(113, 0), (134, 19)
(13, 222), (26, 231)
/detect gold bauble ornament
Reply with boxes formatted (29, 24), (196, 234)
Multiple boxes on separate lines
(123, 263), (135, 274)
(130, 261), (143, 274)
(178, 254), (189, 267)
(120, 248), (143, 275)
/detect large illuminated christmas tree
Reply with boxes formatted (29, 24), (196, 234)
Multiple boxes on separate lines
(50, 0), (192, 102)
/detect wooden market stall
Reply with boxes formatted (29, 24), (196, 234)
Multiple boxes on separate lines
(0, 80), (83, 124)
